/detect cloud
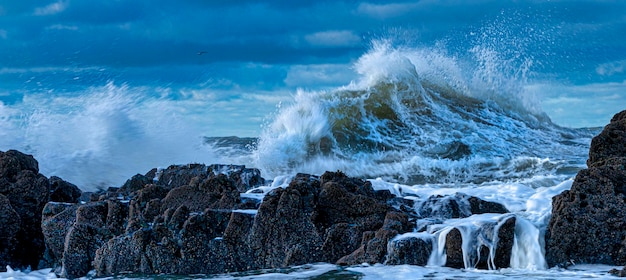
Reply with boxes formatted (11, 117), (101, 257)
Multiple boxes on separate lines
(284, 64), (356, 88)
(533, 81), (626, 128)
(596, 59), (626, 76)
(33, 0), (68, 16)
(304, 30), (362, 47)
(46, 24), (78, 31)
(0, 66), (102, 74)
(356, 2), (419, 19)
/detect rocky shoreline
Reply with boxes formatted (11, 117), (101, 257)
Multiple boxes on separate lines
(1, 109), (625, 278)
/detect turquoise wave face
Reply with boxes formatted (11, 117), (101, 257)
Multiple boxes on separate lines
(254, 42), (596, 184)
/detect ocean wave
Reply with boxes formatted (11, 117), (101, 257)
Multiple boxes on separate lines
(254, 41), (594, 184)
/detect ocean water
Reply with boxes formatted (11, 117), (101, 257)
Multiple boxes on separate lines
(2, 6), (626, 280)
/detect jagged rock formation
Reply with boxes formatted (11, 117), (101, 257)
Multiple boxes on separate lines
(546, 110), (626, 267)
(38, 165), (515, 278)
(41, 163), (264, 278)
(0, 150), (79, 272)
(0, 148), (519, 278)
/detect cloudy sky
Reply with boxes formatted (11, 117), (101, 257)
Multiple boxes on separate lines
(1, 0), (626, 134)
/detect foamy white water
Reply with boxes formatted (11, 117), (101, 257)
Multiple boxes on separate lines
(0, 33), (614, 280)
(3, 263), (623, 279)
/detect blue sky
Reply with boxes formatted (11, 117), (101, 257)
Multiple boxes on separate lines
(1, 0), (626, 134)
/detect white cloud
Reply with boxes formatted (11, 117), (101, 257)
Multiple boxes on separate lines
(284, 64), (356, 88)
(530, 81), (626, 128)
(46, 24), (79, 31)
(304, 30), (361, 47)
(34, 1), (68, 16)
(0, 66), (103, 74)
(356, 2), (419, 19)
(596, 59), (626, 76)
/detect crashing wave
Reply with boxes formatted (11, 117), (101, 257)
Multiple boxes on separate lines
(254, 41), (594, 184)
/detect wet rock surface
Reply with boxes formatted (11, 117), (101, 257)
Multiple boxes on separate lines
(0, 150), (64, 271)
(2, 148), (520, 278)
(546, 109), (626, 267)
(385, 234), (433, 266)
(58, 167), (515, 278)
(418, 192), (509, 220)
(610, 265), (626, 277)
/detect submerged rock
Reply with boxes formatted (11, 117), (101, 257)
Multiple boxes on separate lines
(546, 109), (626, 267)
(443, 215), (516, 269)
(418, 192), (508, 220)
(609, 265), (626, 277)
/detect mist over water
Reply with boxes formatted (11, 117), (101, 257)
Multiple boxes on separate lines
(0, 33), (598, 191)
(0, 83), (238, 189)
(1, 4), (623, 279)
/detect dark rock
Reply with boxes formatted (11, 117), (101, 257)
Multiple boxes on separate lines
(337, 228), (401, 265)
(320, 223), (362, 262)
(609, 265), (626, 277)
(336, 212), (409, 265)
(317, 177), (389, 230)
(61, 202), (112, 279)
(445, 228), (465, 268)
(94, 229), (153, 276)
(0, 194), (20, 269)
(153, 164), (264, 192)
(221, 211), (256, 271)
(383, 211), (412, 233)
(210, 164), (265, 193)
(62, 223), (110, 279)
(160, 174), (240, 213)
(75, 202), (108, 227)
(441, 140), (472, 160)
(153, 164), (209, 190)
(106, 200), (128, 236)
(588, 109), (626, 167)
(48, 176), (81, 203)
(546, 158), (626, 266)
(444, 215), (516, 269)
(546, 110), (626, 267)
(419, 193), (508, 220)
(119, 174), (152, 195)
(78, 191), (100, 203)
(93, 165), (266, 277)
(95, 210), (250, 276)
(126, 184), (169, 233)
(40, 202), (78, 271)
(176, 210), (232, 274)
(0, 150), (50, 271)
(477, 215), (516, 269)
(85, 169), (416, 277)
(468, 196), (509, 216)
(385, 235), (433, 265)
(248, 174), (324, 268)
(0, 149), (38, 179)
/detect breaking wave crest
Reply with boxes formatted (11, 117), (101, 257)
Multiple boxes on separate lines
(254, 41), (594, 184)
